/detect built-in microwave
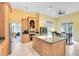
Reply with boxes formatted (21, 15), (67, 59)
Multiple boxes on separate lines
(29, 29), (35, 35)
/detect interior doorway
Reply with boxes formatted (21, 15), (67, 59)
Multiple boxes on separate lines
(9, 23), (22, 54)
(11, 23), (22, 41)
(61, 22), (73, 45)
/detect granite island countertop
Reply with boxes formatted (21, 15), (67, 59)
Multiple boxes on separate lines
(35, 35), (66, 44)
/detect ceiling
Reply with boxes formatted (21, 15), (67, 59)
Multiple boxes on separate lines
(11, 2), (79, 17)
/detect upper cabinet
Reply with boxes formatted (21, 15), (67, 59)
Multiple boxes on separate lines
(0, 4), (5, 37)
(0, 3), (12, 56)
(22, 18), (29, 30)
(0, 3), (11, 38)
(27, 16), (39, 32)
(27, 17), (36, 29)
(22, 16), (39, 32)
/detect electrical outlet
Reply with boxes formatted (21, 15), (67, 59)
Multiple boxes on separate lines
(60, 45), (63, 48)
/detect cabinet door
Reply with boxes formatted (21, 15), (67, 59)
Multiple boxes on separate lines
(22, 34), (30, 43)
(35, 20), (39, 32)
(33, 37), (36, 48)
(52, 40), (66, 56)
(22, 19), (29, 30)
(0, 5), (5, 37)
(27, 17), (39, 32)
(42, 42), (50, 56)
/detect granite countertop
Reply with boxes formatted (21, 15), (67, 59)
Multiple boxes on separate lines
(36, 35), (66, 44)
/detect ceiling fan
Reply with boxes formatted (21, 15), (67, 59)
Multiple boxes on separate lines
(57, 10), (66, 15)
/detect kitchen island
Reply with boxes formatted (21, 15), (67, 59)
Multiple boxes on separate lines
(33, 35), (66, 56)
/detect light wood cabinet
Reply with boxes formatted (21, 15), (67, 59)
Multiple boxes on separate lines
(22, 18), (29, 30)
(22, 18), (30, 43)
(22, 34), (30, 43)
(0, 3), (11, 56)
(0, 3), (5, 37)
(35, 20), (39, 32)
(22, 16), (39, 43)
(33, 37), (66, 56)
(27, 16), (39, 32)
(42, 42), (50, 56)
(51, 41), (66, 56)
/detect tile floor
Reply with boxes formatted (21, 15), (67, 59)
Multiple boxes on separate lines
(9, 38), (79, 56)
(66, 41), (79, 56)
(9, 38), (39, 56)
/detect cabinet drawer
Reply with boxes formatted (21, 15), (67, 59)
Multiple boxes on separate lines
(0, 47), (3, 56)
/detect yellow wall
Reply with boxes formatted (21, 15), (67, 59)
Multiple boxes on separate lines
(10, 8), (38, 24)
(10, 8), (55, 23)
(10, 8), (55, 28)
(55, 12), (79, 42)
(39, 13), (56, 30)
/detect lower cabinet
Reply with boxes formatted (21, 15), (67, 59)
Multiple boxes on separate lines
(51, 40), (66, 56)
(0, 43), (8, 56)
(0, 46), (2, 56)
(33, 37), (66, 56)
(42, 42), (50, 56)
(22, 34), (30, 43)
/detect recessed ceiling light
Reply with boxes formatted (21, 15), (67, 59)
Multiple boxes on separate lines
(24, 6), (29, 10)
(47, 8), (50, 10)
(47, 5), (53, 10)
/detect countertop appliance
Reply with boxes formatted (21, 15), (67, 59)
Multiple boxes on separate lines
(29, 29), (35, 40)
